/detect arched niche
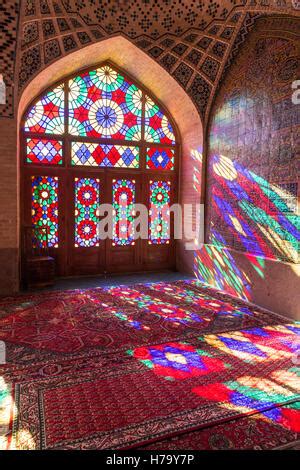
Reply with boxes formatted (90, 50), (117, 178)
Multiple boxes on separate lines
(17, 36), (204, 277)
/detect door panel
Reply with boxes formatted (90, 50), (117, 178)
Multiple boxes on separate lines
(142, 173), (177, 271)
(67, 172), (106, 276)
(22, 169), (67, 277)
(106, 172), (142, 273)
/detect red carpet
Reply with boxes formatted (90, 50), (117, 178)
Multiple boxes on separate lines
(0, 280), (299, 449)
(139, 403), (300, 450)
(0, 280), (286, 360)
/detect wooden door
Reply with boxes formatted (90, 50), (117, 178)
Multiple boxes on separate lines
(106, 171), (142, 273)
(142, 173), (177, 271)
(66, 170), (106, 276)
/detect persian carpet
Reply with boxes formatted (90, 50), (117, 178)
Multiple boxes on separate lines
(0, 280), (288, 363)
(0, 280), (299, 450)
(139, 402), (300, 450)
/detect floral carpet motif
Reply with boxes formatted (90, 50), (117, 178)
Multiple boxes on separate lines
(0, 280), (299, 450)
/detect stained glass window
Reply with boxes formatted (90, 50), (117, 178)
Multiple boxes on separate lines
(24, 85), (65, 134)
(144, 95), (175, 145)
(146, 147), (175, 170)
(71, 142), (139, 168)
(68, 65), (142, 140)
(23, 64), (178, 254)
(75, 178), (100, 247)
(31, 176), (59, 247)
(26, 138), (63, 165)
(149, 180), (171, 244)
(112, 179), (135, 246)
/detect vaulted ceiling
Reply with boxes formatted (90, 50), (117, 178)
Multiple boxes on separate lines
(0, 0), (299, 121)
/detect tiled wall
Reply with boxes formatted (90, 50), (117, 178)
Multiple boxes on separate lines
(206, 16), (300, 264)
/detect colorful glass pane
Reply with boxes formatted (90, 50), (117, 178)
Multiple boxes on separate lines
(144, 95), (176, 145)
(68, 65), (142, 140)
(146, 147), (175, 170)
(112, 179), (135, 246)
(149, 180), (171, 244)
(75, 178), (100, 247)
(24, 85), (65, 134)
(31, 176), (58, 247)
(26, 138), (63, 165)
(71, 142), (139, 168)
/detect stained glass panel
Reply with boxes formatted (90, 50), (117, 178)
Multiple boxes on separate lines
(24, 85), (65, 134)
(146, 147), (175, 170)
(149, 180), (171, 244)
(144, 95), (176, 145)
(26, 138), (63, 165)
(75, 177), (100, 247)
(112, 179), (135, 246)
(71, 142), (139, 168)
(68, 65), (142, 140)
(31, 176), (58, 247)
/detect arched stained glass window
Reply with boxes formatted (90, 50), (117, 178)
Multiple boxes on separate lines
(22, 63), (178, 265)
(23, 64), (176, 151)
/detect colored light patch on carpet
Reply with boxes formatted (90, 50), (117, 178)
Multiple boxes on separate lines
(127, 342), (229, 380)
(0, 377), (13, 450)
(273, 402), (300, 433)
(105, 286), (205, 325)
(242, 324), (300, 354)
(3, 349), (299, 450)
(199, 325), (300, 363)
(0, 282), (291, 361)
(113, 312), (146, 331)
(144, 282), (254, 317)
(192, 370), (300, 415)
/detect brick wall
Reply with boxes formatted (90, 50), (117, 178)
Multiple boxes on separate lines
(0, 118), (19, 294)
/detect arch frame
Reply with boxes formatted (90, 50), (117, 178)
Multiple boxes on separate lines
(20, 59), (181, 175)
(20, 59), (181, 153)
(17, 36), (204, 281)
(20, 59), (182, 277)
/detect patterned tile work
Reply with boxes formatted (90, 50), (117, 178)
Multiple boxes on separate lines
(201, 57), (220, 82)
(188, 74), (212, 116)
(22, 20), (39, 48)
(42, 19), (56, 39)
(44, 39), (61, 64)
(19, 45), (41, 89)
(173, 63), (194, 87)
(206, 16), (300, 263)
(0, 0), (298, 120)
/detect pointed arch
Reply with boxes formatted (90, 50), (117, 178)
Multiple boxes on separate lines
(22, 60), (178, 151)
(18, 36), (203, 277)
